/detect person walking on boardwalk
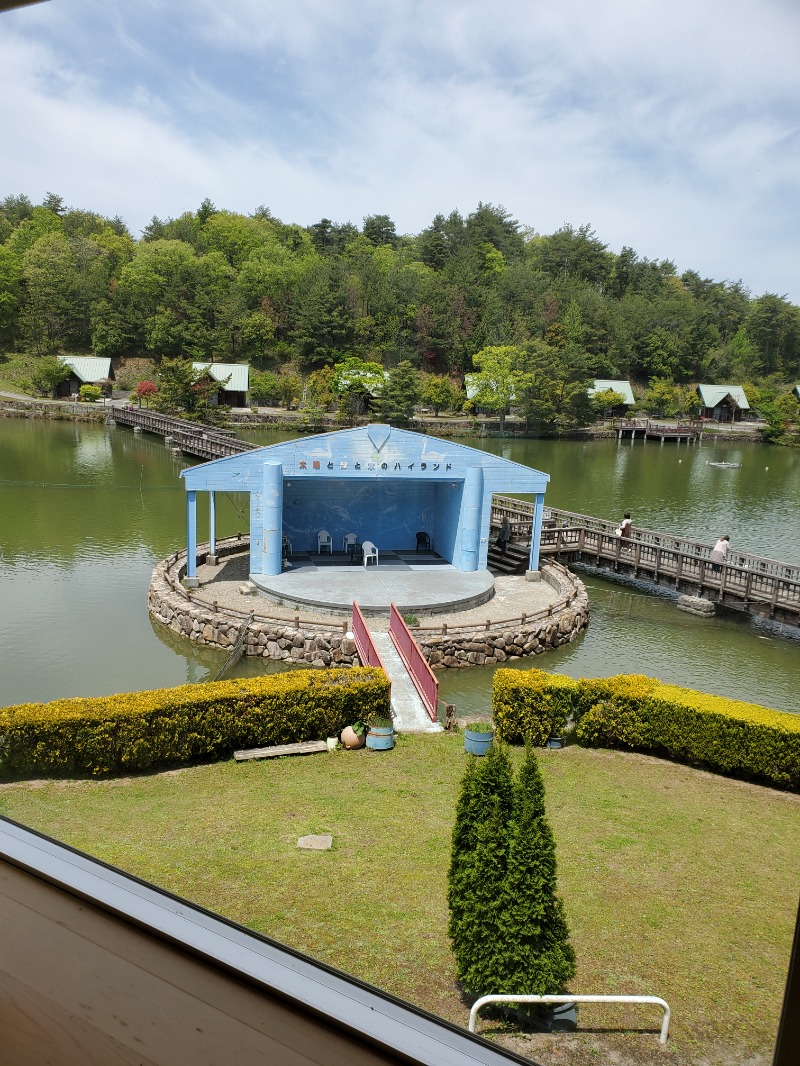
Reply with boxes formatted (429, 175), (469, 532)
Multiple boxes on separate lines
(618, 512), (632, 539)
(710, 535), (730, 573)
(496, 515), (511, 554)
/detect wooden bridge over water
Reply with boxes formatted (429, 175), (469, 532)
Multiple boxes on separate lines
(492, 498), (800, 627)
(108, 405), (255, 460)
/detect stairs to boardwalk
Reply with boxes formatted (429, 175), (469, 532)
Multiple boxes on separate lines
(486, 541), (530, 576)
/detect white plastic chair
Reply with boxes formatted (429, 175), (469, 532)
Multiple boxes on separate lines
(317, 529), (332, 554)
(362, 540), (379, 568)
(342, 532), (358, 552)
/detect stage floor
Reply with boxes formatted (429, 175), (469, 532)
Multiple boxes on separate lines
(249, 550), (495, 614)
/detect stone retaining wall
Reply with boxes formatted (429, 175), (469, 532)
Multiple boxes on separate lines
(148, 538), (359, 668)
(413, 564), (589, 668)
(148, 539), (589, 670)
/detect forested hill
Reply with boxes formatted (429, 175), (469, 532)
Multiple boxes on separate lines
(1, 193), (798, 385)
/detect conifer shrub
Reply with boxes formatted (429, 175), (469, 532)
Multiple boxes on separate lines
(447, 742), (575, 998)
(0, 668), (389, 779)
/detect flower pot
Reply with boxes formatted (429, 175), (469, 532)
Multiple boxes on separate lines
(365, 724), (395, 751)
(546, 736), (565, 749)
(340, 725), (366, 749)
(464, 728), (494, 756)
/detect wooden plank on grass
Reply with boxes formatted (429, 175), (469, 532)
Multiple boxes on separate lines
(234, 741), (328, 762)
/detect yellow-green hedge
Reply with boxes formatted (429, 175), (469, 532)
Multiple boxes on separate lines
(0, 668), (389, 779)
(492, 668), (577, 745)
(492, 670), (800, 790)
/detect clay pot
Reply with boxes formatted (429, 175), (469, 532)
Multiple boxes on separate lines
(340, 724), (366, 749)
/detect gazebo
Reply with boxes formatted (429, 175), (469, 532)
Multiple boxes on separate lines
(180, 424), (550, 609)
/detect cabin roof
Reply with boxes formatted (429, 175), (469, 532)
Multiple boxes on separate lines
(588, 379), (635, 405)
(697, 384), (750, 410)
(192, 362), (250, 393)
(58, 355), (112, 383)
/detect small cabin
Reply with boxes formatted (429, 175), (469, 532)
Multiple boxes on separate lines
(697, 384), (750, 422)
(56, 356), (113, 398)
(588, 379), (635, 418)
(191, 362), (249, 407)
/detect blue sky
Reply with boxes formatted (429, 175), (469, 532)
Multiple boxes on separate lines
(2, 0), (799, 302)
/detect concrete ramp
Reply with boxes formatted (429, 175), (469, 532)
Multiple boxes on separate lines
(370, 632), (442, 734)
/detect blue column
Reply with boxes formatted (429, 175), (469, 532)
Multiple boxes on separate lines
(185, 490), (198, 585)
(529, 491), (545, 573)
(208, 491), (217, 561)
(260, 461), (283, 576)
(459, 466), (483, 572)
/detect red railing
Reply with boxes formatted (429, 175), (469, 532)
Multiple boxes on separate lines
(389, 603), (439, 722)
(351, 601), (388, 672)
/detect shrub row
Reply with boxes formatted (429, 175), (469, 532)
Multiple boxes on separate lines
(0, 668), (390, 779)
(492, 669), (800, 790)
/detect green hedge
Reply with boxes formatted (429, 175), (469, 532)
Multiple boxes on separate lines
(492, 670), (800, 790)
(492, 668), (577, 745)
(0, 668), (389, 779)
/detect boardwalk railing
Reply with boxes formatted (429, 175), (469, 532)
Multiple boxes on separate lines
(491, 497), (800, 623)
(388, 603), (439, 721)
(351, 601), (389, 673)
(110, 405), (256, 460)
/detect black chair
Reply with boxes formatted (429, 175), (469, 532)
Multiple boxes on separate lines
(415, 531), (431, 553)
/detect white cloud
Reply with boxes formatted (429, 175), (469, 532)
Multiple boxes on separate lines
(1, 0), (798, 298)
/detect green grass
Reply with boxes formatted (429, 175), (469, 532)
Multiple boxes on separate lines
(1, 736), (797, 1063)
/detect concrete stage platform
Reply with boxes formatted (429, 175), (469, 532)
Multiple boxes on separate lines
(250, 550), (495, 615)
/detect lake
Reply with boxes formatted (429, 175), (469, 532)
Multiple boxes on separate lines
(0, 418), (797, 713)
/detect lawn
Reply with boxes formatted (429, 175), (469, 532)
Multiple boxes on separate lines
(1, 735), (796, 1065)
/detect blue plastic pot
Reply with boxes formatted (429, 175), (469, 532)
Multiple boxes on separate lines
(366, 725), (395, 751)
(464, 728), (494, 756)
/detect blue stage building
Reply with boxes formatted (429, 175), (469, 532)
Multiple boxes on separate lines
(180, 425), (549, 611)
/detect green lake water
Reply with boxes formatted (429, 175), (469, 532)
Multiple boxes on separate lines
(0, 419), (797, 713)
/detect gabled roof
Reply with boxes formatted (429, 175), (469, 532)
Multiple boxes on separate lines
(192, 362), (249, 393)
(182, 423), (549, 494)
(58, 355), (112, 383)
(588, 379), (635, 405)
(697, 384), (750, 410)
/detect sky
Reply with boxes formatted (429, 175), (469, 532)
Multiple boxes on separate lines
(2, 0), (799, 302)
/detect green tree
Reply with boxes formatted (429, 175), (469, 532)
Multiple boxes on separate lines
(18, 355), (71, 397)
(152, 358), (225, 422)
(332, 356), (385, 420)
(590, 388), (627, 418)
(248, 369), (280, 405)
(420, 374), (463, 416)
(377, 360), (420, 427)
(468, 345), (524, 432)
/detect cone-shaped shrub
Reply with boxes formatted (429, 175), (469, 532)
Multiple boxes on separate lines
(447, 742), (575, 997)
(502, 744), (576, 992)
(447, 744), (514, 992)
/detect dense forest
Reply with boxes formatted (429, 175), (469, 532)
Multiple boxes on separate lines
(1, 192), (798, 431)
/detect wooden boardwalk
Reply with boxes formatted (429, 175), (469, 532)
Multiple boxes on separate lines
(108, 405), (257, 460)
(492, 497), (800, 626)
(613, 418), (703, 443)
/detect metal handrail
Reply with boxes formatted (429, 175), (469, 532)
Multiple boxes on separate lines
(469, 993), (671, 1045)
(351, 601), (389, 673)
(388, 604), (439, 721)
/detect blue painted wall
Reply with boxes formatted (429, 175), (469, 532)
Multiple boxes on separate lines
(283, 479), (441, 555)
